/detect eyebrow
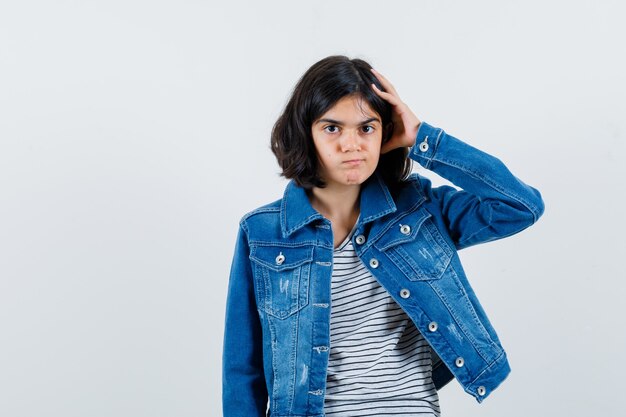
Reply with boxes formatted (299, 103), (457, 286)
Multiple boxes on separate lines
(315, 117), (381, 126)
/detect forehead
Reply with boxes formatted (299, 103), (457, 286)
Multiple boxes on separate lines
(318, 95), (380, 121)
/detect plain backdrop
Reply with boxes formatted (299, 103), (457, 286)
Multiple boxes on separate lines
(1, 1), (625, 416)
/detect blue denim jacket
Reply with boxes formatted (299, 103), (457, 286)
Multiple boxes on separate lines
(222, 122), (544, 417)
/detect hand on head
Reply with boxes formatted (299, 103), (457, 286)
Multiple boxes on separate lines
(370, 68), (421, 154)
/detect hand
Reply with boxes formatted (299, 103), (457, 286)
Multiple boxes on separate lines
(370, 68), (421, 154)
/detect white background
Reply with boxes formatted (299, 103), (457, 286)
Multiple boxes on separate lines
(1, 1), (625, 416)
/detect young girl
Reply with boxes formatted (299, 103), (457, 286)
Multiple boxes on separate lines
(222, 55), (544, 417)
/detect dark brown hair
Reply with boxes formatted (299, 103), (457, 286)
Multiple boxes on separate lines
(270, 55), (412, 189)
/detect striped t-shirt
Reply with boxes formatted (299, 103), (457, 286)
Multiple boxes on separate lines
(324, 235), (441, 417)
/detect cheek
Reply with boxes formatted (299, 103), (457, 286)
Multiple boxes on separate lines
(370, 156), (381, 171)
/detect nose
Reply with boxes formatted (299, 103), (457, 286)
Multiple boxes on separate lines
(340, 130), (361, 152)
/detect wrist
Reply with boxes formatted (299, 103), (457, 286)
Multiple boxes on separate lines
(408, 121), (421, 147)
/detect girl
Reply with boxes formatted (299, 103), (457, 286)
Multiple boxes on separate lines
(222, 55), (544, 417)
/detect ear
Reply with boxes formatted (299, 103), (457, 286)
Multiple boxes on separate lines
(383, 122), (394, 142)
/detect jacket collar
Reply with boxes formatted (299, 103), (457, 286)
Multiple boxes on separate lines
(280, 172), (397, 237)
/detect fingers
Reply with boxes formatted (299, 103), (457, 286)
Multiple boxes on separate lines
(371, 82), (401, 106)
(370, 68), (399, 96)
(370, 68), (404, 108)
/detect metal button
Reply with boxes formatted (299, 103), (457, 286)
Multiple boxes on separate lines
(355, 235), (366, 245)
(400, 289), (411, 299)
(275, 253), (285, 265)
(477, 386), (486, 396)
(369, 258), (379, 269)
(400, 224), (411, 235)
(455, 357), (465, 367)
(419, 136), (429, 152)
(428, 322), (438, 332)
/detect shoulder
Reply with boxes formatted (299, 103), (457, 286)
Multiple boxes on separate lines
(391, 173), (435, 202)
(406, 172), (437, 193)
(401, 172), (458, 202)
(237, 197), (283, 235)
(389, 173), (460, 218)
(241, 198), (281, 221)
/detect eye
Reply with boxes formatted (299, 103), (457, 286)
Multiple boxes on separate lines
(324, 125), (339, 134)
(361, 125), (374, 133)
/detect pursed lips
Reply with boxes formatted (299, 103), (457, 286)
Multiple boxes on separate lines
(342, 158), (365, 165)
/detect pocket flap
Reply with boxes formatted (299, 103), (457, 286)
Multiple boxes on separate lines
(250, 245), (315, 272)
(376, 208), (432, 251)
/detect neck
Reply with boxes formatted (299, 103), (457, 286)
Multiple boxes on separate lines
(309, 183), (361, 223)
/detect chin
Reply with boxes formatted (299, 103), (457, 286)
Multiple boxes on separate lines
(343, 173), (372, 185)
(327, 168), (375, 187)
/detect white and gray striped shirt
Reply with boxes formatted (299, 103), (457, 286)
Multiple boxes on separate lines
(324, 234), (441, 417)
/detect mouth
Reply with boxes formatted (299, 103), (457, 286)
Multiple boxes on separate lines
(342, 159), (365, 166)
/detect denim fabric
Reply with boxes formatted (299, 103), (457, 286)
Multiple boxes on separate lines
(222, 122), (545, 417)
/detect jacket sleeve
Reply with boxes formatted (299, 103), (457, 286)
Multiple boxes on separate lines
(222, 224), (268, 416)
(409, 122), (545, 250)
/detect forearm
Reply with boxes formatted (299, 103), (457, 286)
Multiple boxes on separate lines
(222, 225), (268, 416)
(409, 122), (545, 248)
(410, 122), (544, 220)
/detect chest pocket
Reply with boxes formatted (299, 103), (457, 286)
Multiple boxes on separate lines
(375, 208), (453, 281)
(249, 244), (313, 319)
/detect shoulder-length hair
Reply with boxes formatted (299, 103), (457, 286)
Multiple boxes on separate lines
(270, 55), (412, 190)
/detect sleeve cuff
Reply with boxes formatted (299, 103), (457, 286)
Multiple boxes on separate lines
(409, 121), (444, 170)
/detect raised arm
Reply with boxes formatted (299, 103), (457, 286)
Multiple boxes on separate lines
(409, 122), (544, 249)
(370, 68), (544, 249)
